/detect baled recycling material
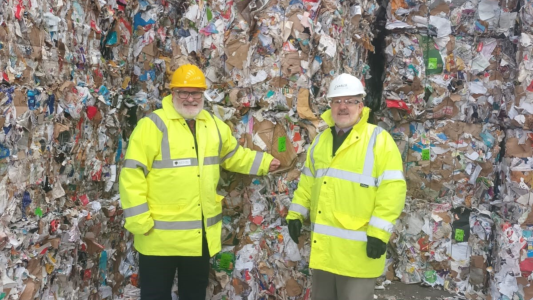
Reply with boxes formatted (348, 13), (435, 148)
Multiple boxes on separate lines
(0, 0), (377, 299)
(2, 0), (533, 298)
(380, 34), (517, 125)
(378, 0), (533, 297)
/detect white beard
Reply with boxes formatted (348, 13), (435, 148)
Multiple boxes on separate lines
(174, 100), (204, 119)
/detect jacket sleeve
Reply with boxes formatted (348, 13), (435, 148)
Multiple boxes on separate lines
(367, 130), (407, 243)
(286, 133), (319, 223)
(217, 118), (274, 175)
(119, 117), (158, 235)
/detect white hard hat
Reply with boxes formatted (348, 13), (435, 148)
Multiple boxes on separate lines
(326, 73), (367, 98)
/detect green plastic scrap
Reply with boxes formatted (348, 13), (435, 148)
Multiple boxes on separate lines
(455, 228), (464, 242)
(213, 252), (235, 275)
(35, 207), (43, 217)
(206, 7), (213, 21)
(424, 270), (437, 284)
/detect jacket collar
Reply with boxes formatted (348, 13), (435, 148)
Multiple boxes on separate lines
(162, 94), (208, 120)
(321, 107), (371, 155)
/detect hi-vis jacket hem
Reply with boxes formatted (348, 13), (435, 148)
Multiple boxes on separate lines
(286, 107), (406, 278)
(119, 95), (274, 257)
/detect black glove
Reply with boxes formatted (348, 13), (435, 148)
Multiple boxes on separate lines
(288, 219), (302, 244)
(366, 236), (387, 259)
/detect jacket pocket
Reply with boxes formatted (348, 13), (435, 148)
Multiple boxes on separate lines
(333, 211), (368, 231)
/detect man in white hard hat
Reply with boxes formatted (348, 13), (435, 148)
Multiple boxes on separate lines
(286, 74), (406, 300)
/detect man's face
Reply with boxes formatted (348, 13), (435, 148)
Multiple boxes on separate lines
(330, 96), (364, 128)
(172, 87), (205, 119)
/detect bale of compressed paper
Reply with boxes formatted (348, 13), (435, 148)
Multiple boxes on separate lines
(380, 34), (516, 125)
(390, 197), (492, 297)
(0, 0), (380, 299)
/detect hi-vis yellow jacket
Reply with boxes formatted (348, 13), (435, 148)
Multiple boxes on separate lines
(286, 107), (406, 278)
(119, 95), (274, 257)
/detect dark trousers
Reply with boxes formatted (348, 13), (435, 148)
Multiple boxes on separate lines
(139, 235), (210, 300)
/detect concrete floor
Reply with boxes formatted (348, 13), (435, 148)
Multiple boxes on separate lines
(375, 282), (455, 300)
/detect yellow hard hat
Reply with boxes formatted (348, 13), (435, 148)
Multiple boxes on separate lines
(169, 64), (207, 89)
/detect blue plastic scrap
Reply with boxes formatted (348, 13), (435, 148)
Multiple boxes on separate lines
(133, 12), (156, 29)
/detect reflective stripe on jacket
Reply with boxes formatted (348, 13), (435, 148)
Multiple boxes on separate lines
(119, 95), (274, 256)
(286, 107), (406, 278)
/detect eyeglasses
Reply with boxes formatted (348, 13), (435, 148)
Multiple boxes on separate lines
(175, 90), (204, 100)
(330, 99), (362, 106)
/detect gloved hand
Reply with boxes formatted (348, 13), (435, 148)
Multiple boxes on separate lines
(366, 236), (387, 259)
(288, 219), (302, 244)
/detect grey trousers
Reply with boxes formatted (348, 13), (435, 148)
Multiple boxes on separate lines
(311, 269), (376, 300)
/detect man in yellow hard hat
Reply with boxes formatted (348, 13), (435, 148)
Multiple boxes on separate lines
(119, 64), (281, 300)
(286, 74), (406, 300)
